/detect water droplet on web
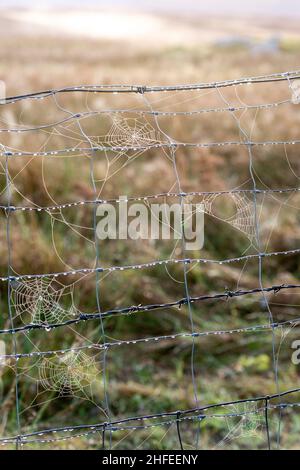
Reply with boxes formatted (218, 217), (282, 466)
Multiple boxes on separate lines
(291, 81), (300, 104)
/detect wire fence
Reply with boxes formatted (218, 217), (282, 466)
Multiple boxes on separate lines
(1, 70), (300, 449)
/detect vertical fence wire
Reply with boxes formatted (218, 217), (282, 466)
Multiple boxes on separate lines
(5, 155), (21, 450)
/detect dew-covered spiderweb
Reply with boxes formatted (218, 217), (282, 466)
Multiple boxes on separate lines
(39, 350), (100, 395)
(0, 71), (300, 450)
(11, 277), (79, 326)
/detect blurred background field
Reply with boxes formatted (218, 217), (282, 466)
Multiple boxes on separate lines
(0, 1), (300, 450)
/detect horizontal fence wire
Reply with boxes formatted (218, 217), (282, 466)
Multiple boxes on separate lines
(2, 139), (300, 158)
(0, 98), (292, 133)
(0, 187), (299, 212)
(0, 249), (299, 282)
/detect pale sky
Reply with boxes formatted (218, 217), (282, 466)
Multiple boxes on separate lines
(0, 0), (300, 17)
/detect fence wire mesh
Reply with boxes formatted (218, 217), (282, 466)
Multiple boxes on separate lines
(0, 70), (300, 449)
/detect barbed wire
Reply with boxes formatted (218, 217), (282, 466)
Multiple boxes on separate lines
(2, 69), (300, 105)
(0, 282), (299, 335)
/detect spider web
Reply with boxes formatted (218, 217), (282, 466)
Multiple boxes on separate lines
(11, 277), (79, 326)
(39, 350), (100, 395)
(104, 115), (161, 149)
(198, 192), (256, 241)
(214, 402), (265, 449)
